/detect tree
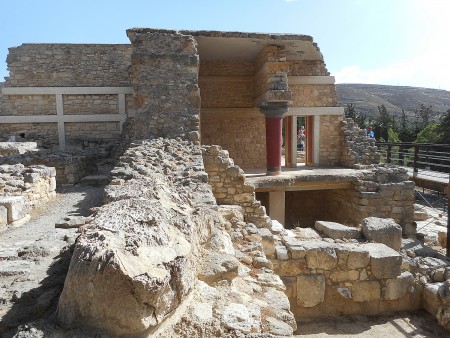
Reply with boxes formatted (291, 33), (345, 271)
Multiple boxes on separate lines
(436, 109), (450, 144)
(344, 103), (356, 119)
(415, 123), (440, 143)
(398, 109), (416, 142)
(414, 104), (433, 130)
(374, 105), (391, 141)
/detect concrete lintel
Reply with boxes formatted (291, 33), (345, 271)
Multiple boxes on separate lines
(2, 87), (134, 95)
(286, 106), (344, 116)
(288, 76), (335, 85)
(255, 181), (353, 192)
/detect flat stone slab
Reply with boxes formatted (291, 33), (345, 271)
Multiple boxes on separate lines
(79, 175), (110, 186)
(314, 220), (360, 239)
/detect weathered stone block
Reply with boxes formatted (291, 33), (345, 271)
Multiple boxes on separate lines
(304, 241), (337, 270)
(364, 243), (402, 279)
(423, 282), (445, 316)
(362, 217), (402, 251)
(222, 303), (251, 334)
(352, 280), (380, 302)
(338, 244), (370, 270)
(0, 196), (31, 223)
(330, 270), (359, 282)
(283, 237), (306, 259)
(297, 274), (325, 307)
(383, 271), (414, 300)
(314, 220), (360, 239)
(0, 205), (7, 230)
(274, 259), (306, 277)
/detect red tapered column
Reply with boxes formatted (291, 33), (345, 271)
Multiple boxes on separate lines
(260, 102), (290, 176)
(266, 116), (283, 174)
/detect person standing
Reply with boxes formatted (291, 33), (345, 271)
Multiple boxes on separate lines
(367, 126), (375, 139)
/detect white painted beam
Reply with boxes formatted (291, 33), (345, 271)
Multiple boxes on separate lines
(2, 87), (134, 95)
(0, 114), (125, 123)
(287, 106), (344, 116)
(288, 76), (335, 85)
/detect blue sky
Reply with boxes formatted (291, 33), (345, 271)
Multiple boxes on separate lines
(2, 0), (449, 90)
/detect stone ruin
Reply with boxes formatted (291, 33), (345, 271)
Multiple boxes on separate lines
(0, 28), (449, 336)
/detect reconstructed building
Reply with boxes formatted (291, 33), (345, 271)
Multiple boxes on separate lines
(2, 28), (449, 337)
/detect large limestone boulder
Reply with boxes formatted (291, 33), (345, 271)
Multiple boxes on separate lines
(57, 198), (202, 336)
(362, 217), (402, 251)
(57, 139), (217, 336)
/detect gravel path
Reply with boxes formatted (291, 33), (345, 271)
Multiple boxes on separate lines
(0, 184), (105, 336)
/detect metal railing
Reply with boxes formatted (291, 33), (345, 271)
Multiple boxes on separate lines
(376, 142), (450, 182)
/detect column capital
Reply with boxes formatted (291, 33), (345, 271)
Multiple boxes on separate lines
(259, 101), (290, 118)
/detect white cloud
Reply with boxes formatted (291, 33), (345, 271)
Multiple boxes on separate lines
(332, 49), (450, 91)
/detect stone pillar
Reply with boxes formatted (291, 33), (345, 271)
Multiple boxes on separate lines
(269, 190), (285, 225)
(284, 116), (297, 168)
(260, 102), (289, 175)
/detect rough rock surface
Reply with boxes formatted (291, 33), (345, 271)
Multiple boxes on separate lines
(56, 138), (296, 337)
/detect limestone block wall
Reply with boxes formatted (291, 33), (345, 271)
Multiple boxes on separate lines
(319, 115), (345, 166)
(254, 46), (291, 103)
(341, 118), (381, 167)
(5, 44), (132, 86)
(1, 94), (57, 116)
(199, 60), (267, 168)
(127, 29), (200, 141)
(288, 60), (330, 76)
(331, 166), (416, 235)
(63, 95), (118, 115)
(290, 84), (337, 107)
(0, 163), (56, 230)
(1, 44), (134, 152)
(202, 145), (270, 227)
(0, 149), (98, 184)
(273, 239), (421, 318)
(0, 123), (59, 148)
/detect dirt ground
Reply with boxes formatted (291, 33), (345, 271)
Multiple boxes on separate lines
(294, 310), (449, 338)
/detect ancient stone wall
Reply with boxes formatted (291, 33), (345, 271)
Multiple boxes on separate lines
(288, 60), (330, 76)
(199, 59), (267, 168)
(57, 138), (296, 337)
(1, 95), (57, 116)
(290, 84), (338, 107)
(319, 115), (344, 166)
(202, 145), (270, 227)
(274, 238), (421, 318)
(1, 44), (134, 153)
(127, 29), (201, 142)
(341, 118), (381, 167)
(0, 163), (56, 230)
(0, 123), (59, 148)
(0, 148), (98, 184)
(5, 44), (131, 87)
